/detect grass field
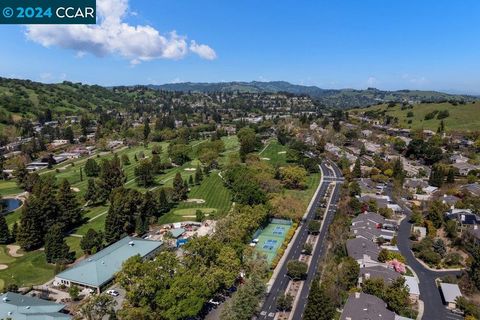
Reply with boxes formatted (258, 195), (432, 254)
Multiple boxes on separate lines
(0, 181), (23, 197)
(159, 171), (232, 224)
(258, 140), (288, 165)
(351, 101), (480, 131)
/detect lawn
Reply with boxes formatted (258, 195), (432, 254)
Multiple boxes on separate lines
(258, 140), (288, 165)
(285, 172), (321, 210)
(0, 247), (55, 290)
(0, 181), (23, 197)
(159, 171), (232, 224)
(351, 101), (480, 131)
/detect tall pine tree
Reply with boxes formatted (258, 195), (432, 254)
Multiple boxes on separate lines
(352, 157), (362, 178)
(44, 224), (72, 264)
(17, 197), (45, 251)
(57, 179), (82, 232)
(0, 214), (11, 244)
(303, 278), (335, 320)
(98, 155), (125, 201)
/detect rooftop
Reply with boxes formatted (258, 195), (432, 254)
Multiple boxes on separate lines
(56, 236), (162, 288)
(340, 292), (395, 320)
(0, 292), (71, 320)
(440, 283), (462, 303)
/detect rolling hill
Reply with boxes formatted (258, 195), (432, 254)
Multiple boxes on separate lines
(350, 101), (480, 132)
(150, 81), (476, 108)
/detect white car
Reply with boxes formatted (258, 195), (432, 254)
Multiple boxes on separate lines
(106, 289), (119, 297)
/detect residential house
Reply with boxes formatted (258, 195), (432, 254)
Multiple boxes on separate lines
(445, 208), (480, 231)
(346, 237), (381, 267)
(340, 292), (395, 320)
(461, 183), (480, 197)
(452, 162), (479, 176)
(404, 276), (420, 303)
(358, 265), (401, 285)
(440, 283), (462, 309)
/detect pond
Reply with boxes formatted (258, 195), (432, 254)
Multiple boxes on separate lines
(1, 198), (23, 214)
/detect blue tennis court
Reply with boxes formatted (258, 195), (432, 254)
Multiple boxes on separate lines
(272, 226), (285, 236)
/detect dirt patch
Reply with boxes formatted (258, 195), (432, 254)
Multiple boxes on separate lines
(185, 198), (206, 204)
(0, 264), (8, 270)
(71, 187), (80, 193)
(6, 245), (23, 257)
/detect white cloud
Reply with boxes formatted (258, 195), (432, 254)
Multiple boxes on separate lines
(25, 0), (216, 64)
(189, 41), (217, 60)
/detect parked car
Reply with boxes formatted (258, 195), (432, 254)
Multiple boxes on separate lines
(106, 289), (119, 297)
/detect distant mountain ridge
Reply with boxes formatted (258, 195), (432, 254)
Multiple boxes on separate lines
(148, 81), (476, 108)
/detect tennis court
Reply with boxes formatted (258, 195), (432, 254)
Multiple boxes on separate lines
(254, 219), (292, 265)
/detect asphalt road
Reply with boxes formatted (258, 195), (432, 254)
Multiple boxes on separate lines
(257, 161), (343, 320)
(387, 187), (463, 320)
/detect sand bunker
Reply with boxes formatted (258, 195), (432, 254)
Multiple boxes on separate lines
(278, 151), (287, 154)
(71, 187), (80, 193)
(184, 168), (196, 171)
(261, 157), (270, 160)
(6, 245), (23, 257)
(0, 265), (8, 270)
(185, 198), (206, 204)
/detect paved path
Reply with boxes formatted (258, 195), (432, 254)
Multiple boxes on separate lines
(387, 187), (463, 320)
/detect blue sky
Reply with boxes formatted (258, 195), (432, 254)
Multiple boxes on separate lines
(1, 0), (480, 93)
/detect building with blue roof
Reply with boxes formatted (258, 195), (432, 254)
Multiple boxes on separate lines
(54, 236), (162, 293)
(0, 292), (71, 320)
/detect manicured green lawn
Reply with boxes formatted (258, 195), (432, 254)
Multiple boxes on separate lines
(285, 172), (321, 210)
(258, 140), (288, 165)
(159, 171), (232, 224)
(0, 181), (23, 197)
(0, 247), (55, 290)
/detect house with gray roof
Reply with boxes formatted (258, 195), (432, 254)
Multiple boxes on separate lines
(461, 183), (480, 197)
(0, 292), (71, 320)
(346, 237), (381, 266)
(440, 283), (462, 309)
(358, 265), (401, 285)
(54, 236), (162, 293)
(340, 292), (395, 320)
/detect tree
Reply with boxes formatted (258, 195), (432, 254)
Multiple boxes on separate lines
(446, 169), (455, 184)
(307, 220), (321, 234)
(286, 260), (308, 280)
(57, 179), (82, 231)
(14, 163), (29, 190)
(392, 157), (405, 184)
(194, 164), (203, 184)
(238, 127), (257, 161)
(135, 160), (154, 187)
(64, 126), (75, 143)
(429, 165), (444, 188)
(104, 188), (140, 243)
(303, 279), (335, 320)
(69, 285), (80, 301)
(351, 157), (362, 179)
(276, 293), (293, 312)
(121, 154), (130, 166)
(80, 294), (117, 320)
(427, 200), (447, 229)
(80, 228), (104, 255)
(303, 242), (313, 255)
(98, 155), (125, 200)
(433, 238), (447, 258)
(143, 117), (151, 144)
(196, 210), (205, 222)
(378, 248), (390, 262)
(17, 197), (45, 251)
(157, 188), (170, 215)
(468, 246), (480, 290)
(332, 118), (341, 132)
(279, 166), (307, 189)
(84, 158), (100, 177)
(188, 175), (194, 185)
(172, 173), (187, 201)
(44, 224), (73, 264)
(84, 178), (100, 204)
(0, 214), (11, 244)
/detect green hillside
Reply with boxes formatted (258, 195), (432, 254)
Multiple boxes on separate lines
(350, 101), (480, 131)
(0, 77), (130, 125)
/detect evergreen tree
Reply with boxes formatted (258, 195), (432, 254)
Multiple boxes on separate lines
(303, 278), (335, 320)
(57, 179), (82, 232)
(84, 158), (100, 177)
(14, 163), (29, 190)
(189, 175), (194, 185)
(172, 173), (187, 201)
(428, 165), (444, 188)
(143, 117), (151, 145)
(84, 178), (99, 204)
(11, 222), (18, 242)
(44, 224), (72, 264)
(0, 214), (11, 244)
(80, 228), (104, 255)
(352, 158), (362, 178)
(194, 164), (203, 184)
(17, 198), (46, 250)
(157, 189), (170, 215)
(98, 155), (126, 201)
(134, 160), (154, 187)
(446, 169), (455, 184)
(392, 157), (405, 184)
(139, 191), (157, 220)
(104, 188), (140, 244)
